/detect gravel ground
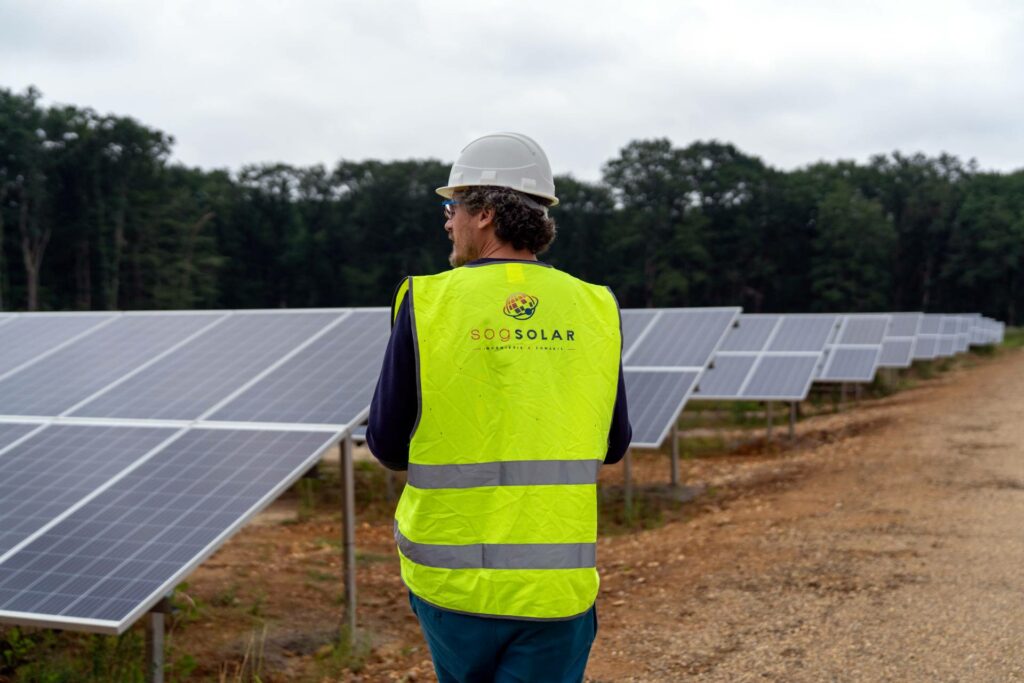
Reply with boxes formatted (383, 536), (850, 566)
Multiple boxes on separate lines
(169, 349), (1024, 682)
(586, 349), (1024, 682)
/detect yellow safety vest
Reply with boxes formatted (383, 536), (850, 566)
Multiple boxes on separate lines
(392, 260), (621, 620)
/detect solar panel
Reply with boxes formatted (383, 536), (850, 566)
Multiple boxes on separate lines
(208, 310), (390, 426)
(624, 309), (740, 368)
(767, 315), (841, 352)
(0, 314), (116, 378)
(620, 310), (658, 351)
(692, 354), (759, 397)
(624, 370), (701, 448)
(622, 308), (739, 447)
(69, 312), (342, 421)
(838, 315), (889, 344)
(877, 313), (921, 369)
(0, 314), (224, 417)
(913, 336), (940, 360)
(818, 347), (881, 381)
(888, 313), (923, 338)
(879, 339), (914, 367)
(816, 315), (888, 383)
(741, 355), (822, 399)
(0, 425), (176, 559)
(0, 427), (338, 634)
(718, 315), (778, 352)
(693, 314), (836, 401)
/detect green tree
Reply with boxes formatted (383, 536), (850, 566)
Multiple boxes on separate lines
(810, 182), (896, 311)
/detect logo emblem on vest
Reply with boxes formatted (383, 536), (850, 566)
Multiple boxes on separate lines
(503, 293), (539, 320)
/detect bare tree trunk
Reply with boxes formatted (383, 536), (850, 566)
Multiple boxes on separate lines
(0, 186), (6, 311)
(75, 239), (91, 310)
(179, 211), (214, 307)
(19, 199), (50, 312)
(106, 189), (126, 310)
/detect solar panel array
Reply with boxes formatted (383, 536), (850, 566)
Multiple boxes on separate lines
(0, 303), (1005, 639)
(0, 309), (390, 634)
(691, 314), (839, 402)
(622, 308), (740, 448)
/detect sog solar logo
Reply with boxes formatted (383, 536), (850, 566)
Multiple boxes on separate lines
(503, 293), (539, 320)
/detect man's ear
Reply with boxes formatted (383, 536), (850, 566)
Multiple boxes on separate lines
(475, 205), (496, 230)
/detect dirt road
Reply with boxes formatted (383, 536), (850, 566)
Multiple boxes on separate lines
(178, 349), (1024, 682)
(587, 349), (1024, 682)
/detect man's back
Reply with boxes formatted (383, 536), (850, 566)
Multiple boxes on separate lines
(394, 260), (620, 619)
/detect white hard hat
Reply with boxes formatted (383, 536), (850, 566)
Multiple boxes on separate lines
(436, 132), (559, 207)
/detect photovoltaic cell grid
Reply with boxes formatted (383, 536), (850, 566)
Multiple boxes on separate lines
(816, 315), (889, 382)
(0, 428), (337, 633)
(0, 426), (176, 559)
(71, 312), (342, 421)
(209, 310), (390, 426)
(622, 308), (739, 448)
(693, 314), (838, 401)
(0, 314), (223, 416)
(0, 314), (115, 378)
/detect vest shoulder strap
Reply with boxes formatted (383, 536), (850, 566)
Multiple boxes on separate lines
(390, 276), (412, 328)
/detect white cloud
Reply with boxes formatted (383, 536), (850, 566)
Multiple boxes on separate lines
(1, 0), (1022, 177)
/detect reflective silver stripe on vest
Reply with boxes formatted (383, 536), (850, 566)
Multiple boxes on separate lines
(407, 459), (601, 489)
(396, 528), (596, 570)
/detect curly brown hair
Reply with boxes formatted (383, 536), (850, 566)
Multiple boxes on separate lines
(456, 186), (557, 255)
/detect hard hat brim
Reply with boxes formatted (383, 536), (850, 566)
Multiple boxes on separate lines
(435, 184), (560, 208)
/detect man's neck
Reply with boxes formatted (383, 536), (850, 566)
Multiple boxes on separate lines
(476, 237), (537, 262)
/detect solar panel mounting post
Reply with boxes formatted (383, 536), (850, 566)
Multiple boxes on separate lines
(670, 423), (680, 487)
(340, 435), (357, 637)
(788, 402), (796, 440)
(623, 450), (633, 519)
(145, 598), (170, 683)
(766, 402), (774, 441)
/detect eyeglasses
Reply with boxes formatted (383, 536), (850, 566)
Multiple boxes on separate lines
(442, 199), (460, 220)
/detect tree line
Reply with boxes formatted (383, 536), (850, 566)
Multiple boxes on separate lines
(2, 86), (1022, 322)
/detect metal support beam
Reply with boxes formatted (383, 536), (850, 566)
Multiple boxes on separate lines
(788, 401), (797, 440)
(766, 402), (774, 441)
(340, 435), (357, 636)
(144, 599), (170, 683)
(623, 449), (633, 519)
(670, 423), (680, 488)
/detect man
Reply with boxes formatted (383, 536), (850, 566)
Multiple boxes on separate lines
(367, 132), (631, 683)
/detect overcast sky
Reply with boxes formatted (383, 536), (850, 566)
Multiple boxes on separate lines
(2, 0), (1022, 179)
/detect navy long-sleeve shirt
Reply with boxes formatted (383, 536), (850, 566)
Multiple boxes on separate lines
(366, 259), (632, 470)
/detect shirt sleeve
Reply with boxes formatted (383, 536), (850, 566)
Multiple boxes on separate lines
(366, 295), (416, 471)
(604, 363), (632, 464)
